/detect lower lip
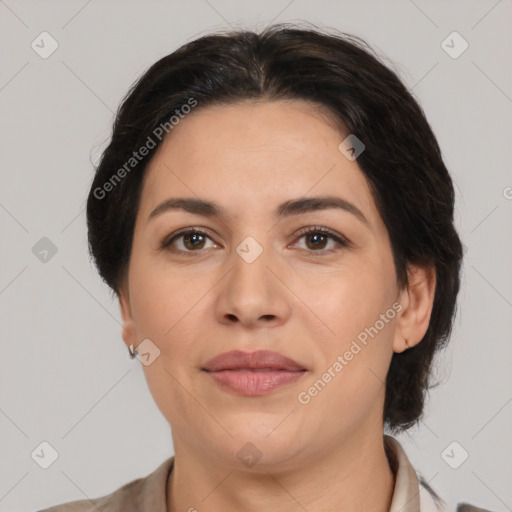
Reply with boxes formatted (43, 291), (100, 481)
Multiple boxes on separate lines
(204, 369), (306, 396)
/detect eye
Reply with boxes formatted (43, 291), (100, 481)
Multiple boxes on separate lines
(291, 226), (350, 254)
(161, 228), (217, 254)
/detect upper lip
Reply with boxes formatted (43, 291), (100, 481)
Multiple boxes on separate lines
(202, 350), (306, 372)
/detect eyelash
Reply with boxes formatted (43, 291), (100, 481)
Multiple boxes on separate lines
(160, 226), (350, 257)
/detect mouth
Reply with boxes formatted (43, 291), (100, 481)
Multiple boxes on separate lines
(202, 350), (307, 396)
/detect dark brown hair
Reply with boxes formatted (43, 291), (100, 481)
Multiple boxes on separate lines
(86, 23), (464, 434)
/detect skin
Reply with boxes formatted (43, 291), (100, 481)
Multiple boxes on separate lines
(118, 99), (436, 512)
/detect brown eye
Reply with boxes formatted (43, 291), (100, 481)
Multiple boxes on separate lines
(293, 227), (349, 254)
(307, 233), (329, 250)
(161, 228), (216, 253)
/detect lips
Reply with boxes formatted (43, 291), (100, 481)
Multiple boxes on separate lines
(202, 350), (307, 396)
(202, 350), (306, 372)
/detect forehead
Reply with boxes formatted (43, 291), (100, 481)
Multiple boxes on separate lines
(138, 100), (380, 228)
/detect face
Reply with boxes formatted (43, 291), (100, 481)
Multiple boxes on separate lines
(119, 99), (429, 470)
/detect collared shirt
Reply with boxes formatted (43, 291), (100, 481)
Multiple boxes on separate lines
(38, 435), (492, 512)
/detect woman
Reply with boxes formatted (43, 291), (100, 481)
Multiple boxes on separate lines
(39, 24), (492, 512)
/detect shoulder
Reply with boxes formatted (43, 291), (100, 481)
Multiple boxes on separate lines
(37, 456), (174, 512)
(456, 504), (496, 512)
(37, 477), (144, 512)
(419, 475), (496, 512)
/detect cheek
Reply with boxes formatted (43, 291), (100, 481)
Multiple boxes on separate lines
(128, 253), (209, 340)
(296, 261), (393, 341)
(301, 320), (393, 421)
(298, 263), (396, 396)
(140, 360), (194, 434)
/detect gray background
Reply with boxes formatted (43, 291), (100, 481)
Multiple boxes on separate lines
(1, 1), (511, 511)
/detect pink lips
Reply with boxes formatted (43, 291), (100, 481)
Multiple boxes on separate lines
(202, 350), (307, 396)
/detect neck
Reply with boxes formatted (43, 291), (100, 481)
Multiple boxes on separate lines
(167, 431), (396, 512)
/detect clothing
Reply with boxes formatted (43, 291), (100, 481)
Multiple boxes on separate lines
(38, 435), (493, 512)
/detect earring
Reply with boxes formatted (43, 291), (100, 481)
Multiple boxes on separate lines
(404, 338), (410, 350)
(129, 344), (137, 358)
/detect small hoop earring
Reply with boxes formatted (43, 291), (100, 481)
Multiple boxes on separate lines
(404, 338), (410, 349)
(129, 344), (137, 358)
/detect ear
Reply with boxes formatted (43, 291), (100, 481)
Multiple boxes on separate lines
(393, 264), (436, 353)
(118, 282), (137, 350)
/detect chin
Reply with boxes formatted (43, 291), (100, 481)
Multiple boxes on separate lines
(217, 425), (306, 468)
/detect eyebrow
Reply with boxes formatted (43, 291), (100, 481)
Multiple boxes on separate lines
(148, 195), (371, 228)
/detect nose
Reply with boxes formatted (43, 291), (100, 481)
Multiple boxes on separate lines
(214, 239), (292, 329)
